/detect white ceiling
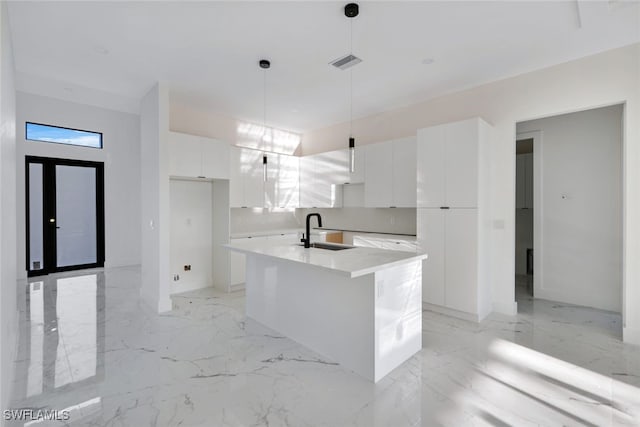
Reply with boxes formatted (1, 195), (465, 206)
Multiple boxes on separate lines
(7, 1), (640, 133)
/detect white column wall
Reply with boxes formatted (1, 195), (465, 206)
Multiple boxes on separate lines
(140, 82), (171, 312)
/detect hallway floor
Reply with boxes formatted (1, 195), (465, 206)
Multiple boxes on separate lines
(8, 267), (640, 426)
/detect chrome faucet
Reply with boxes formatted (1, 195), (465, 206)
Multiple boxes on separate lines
(302, 213), (322, 248)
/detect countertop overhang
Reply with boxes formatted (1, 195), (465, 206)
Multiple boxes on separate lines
(224, 240), (428, 278)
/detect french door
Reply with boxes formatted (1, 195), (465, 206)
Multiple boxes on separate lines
(26, 156), (105, 277)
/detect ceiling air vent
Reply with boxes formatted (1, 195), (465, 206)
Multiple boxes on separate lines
(330, 54), (362, 70)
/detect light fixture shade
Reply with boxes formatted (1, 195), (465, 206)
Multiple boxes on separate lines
(263, 155), (268, 181)
(349, 137), (355, 173)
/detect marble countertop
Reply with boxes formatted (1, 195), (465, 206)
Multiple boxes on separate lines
(224, 240), (427, 278)
(230, 228), (333, 239)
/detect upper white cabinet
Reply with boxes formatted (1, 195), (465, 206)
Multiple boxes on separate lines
(364, 142), (393, 207)
(317, 150), (349, 185)
(516, 153), (533, 209)
(299, 153), (343, 208)
(392, 137), (417, 207)
(364, 137), (416, 208)
(417, 119), (483, 208)
(229, 146), (264, 208)
(265, 153), (299, 209)
(230, 147), (300, 209)
(168, 131), (229, 179)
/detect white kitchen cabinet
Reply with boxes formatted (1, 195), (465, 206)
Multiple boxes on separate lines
(275, 154), (299, 208)
(229, 147), (265, 208)
(352, 234), (417, 253)
(516, 153), (533, 209)
(168, 131), (229, 179)
(317, 150), (349, 185)
(364, 142), (394, 207)
(417, 118), (484, 208)
(364, 138), (417, 208)
(298, 156), (315, 208)
(231, 149), (299, 209)
(417, 210), (445, 306)
(314, 147), (366, 185)
(229, 236), (254, 287)
(392, 137), (417, 208)
(445, 120), (478, 208)
(417, 208), (477, 313)
(264, 153), (278, 208)
(417, 117), (491, 321)
(298, 154), (343, 208)
(444, 209), (478, 313)
(229, 232), (307, 288)
(416, 125), (445, 208)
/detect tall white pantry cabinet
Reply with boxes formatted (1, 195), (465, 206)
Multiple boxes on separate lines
(417, 118), (492, 321)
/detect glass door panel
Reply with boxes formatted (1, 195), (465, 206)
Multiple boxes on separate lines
(55, 165), (97, 268)
(28, 163), (45, 273)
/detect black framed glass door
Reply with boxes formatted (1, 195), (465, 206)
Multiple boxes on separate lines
(26, 156), (105, 276)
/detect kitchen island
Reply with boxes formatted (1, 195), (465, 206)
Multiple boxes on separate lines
(225, 240), (427, 382)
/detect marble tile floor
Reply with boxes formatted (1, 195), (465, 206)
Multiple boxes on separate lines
(7, 267), (640, 426)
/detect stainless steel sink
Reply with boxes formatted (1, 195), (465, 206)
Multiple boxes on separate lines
(298, 242), (355, 251)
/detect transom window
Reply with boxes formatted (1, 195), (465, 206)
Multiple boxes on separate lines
(26, 122), (103, 149)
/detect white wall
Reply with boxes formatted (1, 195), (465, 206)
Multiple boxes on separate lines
(518, 105), (623, 312)
(140, 82), (171, 312)
(302, 44), (640, 344)
(170, 179), (213, 294)
(0, 0), (17, 415)
(297, 208), (416, 236)
(16, 92), (141, 275)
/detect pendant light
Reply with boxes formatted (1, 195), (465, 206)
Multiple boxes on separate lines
(345, 3), (359, 173)
(260, 59), (270, 181)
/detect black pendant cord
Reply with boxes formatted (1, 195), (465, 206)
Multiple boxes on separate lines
(263, 66), (267, 137)
(349, 17), (353, 138)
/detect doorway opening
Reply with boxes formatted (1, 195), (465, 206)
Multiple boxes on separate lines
(26, 156), (105, 277)
(515, 137), (534, 301)
(514, 104), (623, 317)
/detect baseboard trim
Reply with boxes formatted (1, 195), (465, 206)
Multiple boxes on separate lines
(229, 283), (245, 293)
(422, 302), (486, 322)
(623, 327), (640, 346)
(492, 300), (518, 316)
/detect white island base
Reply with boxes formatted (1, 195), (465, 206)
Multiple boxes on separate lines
(244, 254), (422, 382)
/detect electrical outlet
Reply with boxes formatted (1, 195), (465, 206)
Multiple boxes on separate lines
(173, 274), (180, 281)
(184, 265), (191, 271)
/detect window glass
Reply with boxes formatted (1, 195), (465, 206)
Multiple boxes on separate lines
(26, 122), (102, 149)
